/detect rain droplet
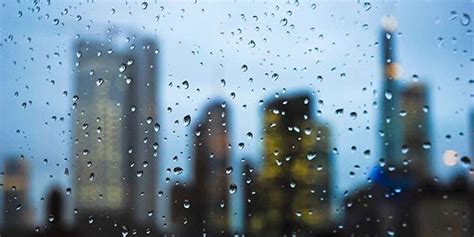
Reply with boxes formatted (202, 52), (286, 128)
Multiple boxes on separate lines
(401, 145), (409, 154)
(182, 80), (189, 89)
(173, 167), (183, 175)
(271, 73), (279, 81)
(183, 115), (191, 126)
(228, 184), (237, 194)
(241, 64), (248, 72)
(96, 78), (104, 86)
(460, 156), (471, 165)
(119, 64), (127, 73)
(141, 2), (148, 10)
(248, 40), (256, 48)
(363, 2), (372, 11)
(246, 132), (253, 139)
(307, 152), (317, 160)
(460, 13), (471, 26)
(350, 112), (357, 120)
(183, 199), (191, 209)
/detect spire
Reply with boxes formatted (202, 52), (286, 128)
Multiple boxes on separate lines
(381, 15), (400, 80)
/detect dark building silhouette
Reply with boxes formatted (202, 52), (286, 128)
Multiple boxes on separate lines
(342, 16), (474, 237)
(242, 160), (258, 236)
(399, 83), (431, 179)
(470, 109), (474, 184)
(249, 93), (332, 236)
(379, 16), (403, 170)
(2, 157), (33, 232)
(344, 170), (474, 236)
(171, 101), (232, 236)
(72, 31), (159, 235)
(38, 188), (78, 237)
(170, 182), (193, 231)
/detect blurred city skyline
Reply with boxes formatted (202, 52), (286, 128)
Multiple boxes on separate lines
(0, 0), (472, 233)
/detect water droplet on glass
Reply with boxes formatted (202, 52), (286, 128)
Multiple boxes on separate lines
(460, 13), (470, 26)
(248, 40), (256, 48)
(96, 78), (104, 86)
(460, 156), (471, 165)
(271, 73), (279, 81)
(228, 184), (237, 194)
(401, 145), (409, 154)
(173, 167), (183, 175)
(183, 199), (191, 209)
(363, 2), (372, 11)
(182, 80), (189, 89)
(246, 132), (253, 139)
(183, 115), (191, 126)
(119, 64), (127, 73)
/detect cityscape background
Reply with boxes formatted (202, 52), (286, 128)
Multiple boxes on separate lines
(0, 0), (473, 236)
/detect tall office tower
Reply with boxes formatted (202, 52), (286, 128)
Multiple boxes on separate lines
(399, 83), (431, 179)
(191, 101), (231, 235)
(470, 109), (474, 184)
(251, 94), (331, 236)
(2, 157), (32, 230)
(242, 160), (259, 236)
(379, 16), (403, 168)
(73, 31), (158, 229)
(170, 182), (194, 234)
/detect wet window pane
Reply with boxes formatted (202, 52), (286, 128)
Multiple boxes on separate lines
(0, 1), (473, 237)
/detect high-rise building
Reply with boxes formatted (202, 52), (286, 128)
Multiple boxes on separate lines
(192, 101), (231, 235)
(399, 83), (431, 179)
(171, 101), (232, 236)
(469, 109), (474, 184)
(73, 31), (158, 230)
(379, 16), (403, 168)
(169, 182), (194, 233)
(2, 157), (32, 230)
(242, 160), (258, 236)
(250, 93), (331, 236)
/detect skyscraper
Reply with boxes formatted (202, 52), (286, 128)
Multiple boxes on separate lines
(399, 83), (431, 179)
(2, 157), (32, 230)
(192, 101), (231, 235)
(250, 93), (331, 236)
(171, 100), (232, 236)
(242, 160), (258, 236)
(379, 16), (403, 168)
(72, 31), (158, 231)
